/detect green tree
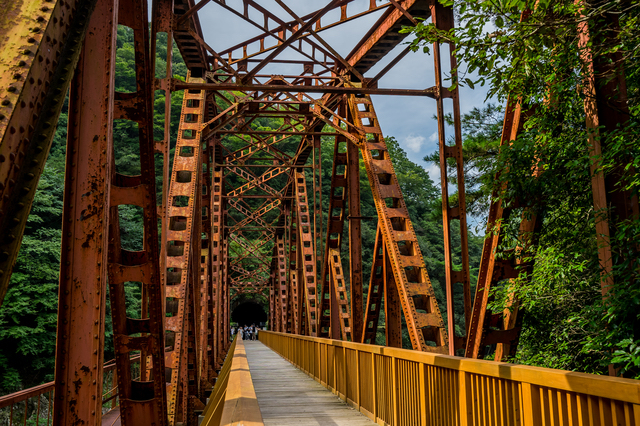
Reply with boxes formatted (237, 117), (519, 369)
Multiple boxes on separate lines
(404, 0), (640, 376)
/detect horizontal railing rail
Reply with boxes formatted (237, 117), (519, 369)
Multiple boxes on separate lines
(202, 336), (264, 426)
(260, 330), (640, 426)
(0, 382), (54, 425)
(0, 355), (141, 425)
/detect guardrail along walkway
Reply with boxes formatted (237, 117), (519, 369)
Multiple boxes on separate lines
(244, 341), (375, 426)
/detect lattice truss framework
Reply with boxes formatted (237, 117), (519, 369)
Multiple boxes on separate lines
(0, 0), (633, 424)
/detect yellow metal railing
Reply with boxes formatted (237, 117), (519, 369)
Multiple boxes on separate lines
(260, 331), (640, 426)
(201, 337), (264, 426)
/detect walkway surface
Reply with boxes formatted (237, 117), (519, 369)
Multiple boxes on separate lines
(244, 340), (376, 426)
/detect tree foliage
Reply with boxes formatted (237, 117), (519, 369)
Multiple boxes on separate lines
(405, 0), (640, 376)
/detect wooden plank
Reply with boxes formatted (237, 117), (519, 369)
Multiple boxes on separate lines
(244, 341), (376, 426)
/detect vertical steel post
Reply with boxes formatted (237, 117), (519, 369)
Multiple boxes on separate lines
(151, 0), (175, 294)
(53, 0), (117, 423)
(430, 0), (471, 355)
(346, 126), (363, 342)
(384, 242), (402, 348)
(361, 227), (385, 344)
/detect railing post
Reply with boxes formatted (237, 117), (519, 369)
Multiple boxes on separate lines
(392, 356), (398, 425)
(419, 363), (428, 426)
(521, 382), (541, 426)
(458, 370), (470, 426)
(356, 349), (361, 408)
(371, 353), (378, 422)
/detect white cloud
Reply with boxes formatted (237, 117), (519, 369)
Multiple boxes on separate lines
(404, 134), (426, 153)
(425, 163), (441, 186)
(429, 131), (438, 142)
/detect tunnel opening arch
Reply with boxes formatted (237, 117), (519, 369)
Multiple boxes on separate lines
(231, 292), (269, 328)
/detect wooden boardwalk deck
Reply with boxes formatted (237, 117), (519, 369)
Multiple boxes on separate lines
(244, 340), (376, 426)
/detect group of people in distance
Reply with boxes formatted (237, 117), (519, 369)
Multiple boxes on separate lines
(231, 324), (260, 341)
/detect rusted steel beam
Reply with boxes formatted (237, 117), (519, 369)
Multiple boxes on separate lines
(319, 130), (350, 338)
(175, 81), (435, 96)
(0, 0), (97, 306)
(177, 0), (212, 27)
(311, 136), (323, 334)
(222, 234), (231, 350)
(226, 165), (288, 198)
(208, 0), (340, 78)
(200, 140), (215, 395)
(152, 0), (174, 300)
(211, 168), (224, 370)
(294, 171), (319, 336)
(268, 256), (276, 330)
(329, 249), (352, 341)
(53, 1), (115, 422)
(464, 100), (527, 361)
(288, 205), (302, 334)
(214, 0), (390, 68)
(361, 227), (385, 344)
(384, 242), (402, 348)
(173, 0), (209, 71)
(164, 76), (206, 425)
(273, 0), (365, 82)
(106, 1), (170, 423)
(346, 113), (363, 343)
(348, 94), (449, 353)
(276, 235), (288, 332)
(347, 0), (430, 74)
(431, 0), (471, 355)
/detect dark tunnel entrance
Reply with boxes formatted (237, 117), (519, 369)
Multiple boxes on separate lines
(231, 302), (268, 327)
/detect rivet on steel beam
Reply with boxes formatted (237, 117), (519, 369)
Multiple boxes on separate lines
(7, 86), (16, 93)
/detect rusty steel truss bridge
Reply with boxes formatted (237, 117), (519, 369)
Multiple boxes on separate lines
(0, 0), (636, 425)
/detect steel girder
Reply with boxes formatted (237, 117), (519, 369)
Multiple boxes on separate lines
(164, 76), (206, 425)
(0, 0), (98, 305)
(52, 1), (116, 423)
